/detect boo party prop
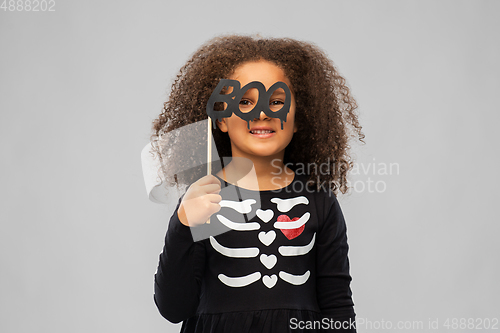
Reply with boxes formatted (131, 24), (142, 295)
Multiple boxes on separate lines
(206, 79), (292, 130)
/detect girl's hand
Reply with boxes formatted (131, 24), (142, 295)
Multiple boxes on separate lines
(177, 175), (222, 227)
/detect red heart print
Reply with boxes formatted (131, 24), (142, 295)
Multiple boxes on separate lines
(277, 214), (304, 240)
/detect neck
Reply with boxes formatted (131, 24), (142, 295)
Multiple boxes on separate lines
(221, 151), (293, 190)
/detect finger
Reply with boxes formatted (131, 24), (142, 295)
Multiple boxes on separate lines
(196, 174), (221, 186)
(205, 193), (222, 204)
(208, 202), (222, 215)
(200, 183), (221, 194)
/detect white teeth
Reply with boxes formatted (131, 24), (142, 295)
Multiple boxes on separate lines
(251, 130), (273, 134)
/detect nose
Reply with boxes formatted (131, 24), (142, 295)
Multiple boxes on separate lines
(255, 111), (270, 121)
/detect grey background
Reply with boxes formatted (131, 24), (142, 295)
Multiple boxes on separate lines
(1, 0), (499, 332)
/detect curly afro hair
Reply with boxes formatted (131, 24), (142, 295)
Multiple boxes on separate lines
(150, 34), (364, 194)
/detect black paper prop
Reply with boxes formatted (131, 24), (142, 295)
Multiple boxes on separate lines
(206, 79), (292, 130)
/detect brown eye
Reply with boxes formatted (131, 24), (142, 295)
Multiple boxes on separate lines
(239, 99), (255, 113)
(238, 87), (260, 113)
(269, 87), (286, 112)
(269, 100), (284, 112)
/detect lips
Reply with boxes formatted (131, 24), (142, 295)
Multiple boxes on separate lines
(249, 126), (275, 137)
(250, 129), (274, 134)
(249, 126), (275, 134)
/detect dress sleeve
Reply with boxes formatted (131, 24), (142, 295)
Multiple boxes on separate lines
(316, 192), (356, 332)
(153, 198), (206, 323)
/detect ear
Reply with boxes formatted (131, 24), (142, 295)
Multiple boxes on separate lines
(216, 118), (228, 133)
(293, 121), (298, 133)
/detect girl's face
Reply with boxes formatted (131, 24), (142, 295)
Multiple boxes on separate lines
(217, 60), (297, 161)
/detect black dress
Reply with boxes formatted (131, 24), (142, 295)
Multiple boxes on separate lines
(154, 174), (356, 332)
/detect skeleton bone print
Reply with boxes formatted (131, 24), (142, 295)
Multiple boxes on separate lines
(155, 174), (356, 329)
(210, 193), (315, 289)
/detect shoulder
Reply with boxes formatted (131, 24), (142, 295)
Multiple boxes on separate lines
(294, 172), (337, 198)
(289, 173), (339, 219)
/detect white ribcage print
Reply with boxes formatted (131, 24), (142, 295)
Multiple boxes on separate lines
(212, 196), (315, 289)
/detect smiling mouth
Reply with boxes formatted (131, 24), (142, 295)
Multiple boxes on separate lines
(249, 129), (275, 134)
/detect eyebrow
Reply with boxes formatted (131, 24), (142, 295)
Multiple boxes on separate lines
(270, 90), (286, 97)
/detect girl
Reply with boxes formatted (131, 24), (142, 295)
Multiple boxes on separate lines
(151, 35), (364, 332)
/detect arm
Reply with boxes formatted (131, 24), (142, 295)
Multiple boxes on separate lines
(316, 193), (356, 332)
(154, 175), (221, 323)
(153, 198), (206, 323)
